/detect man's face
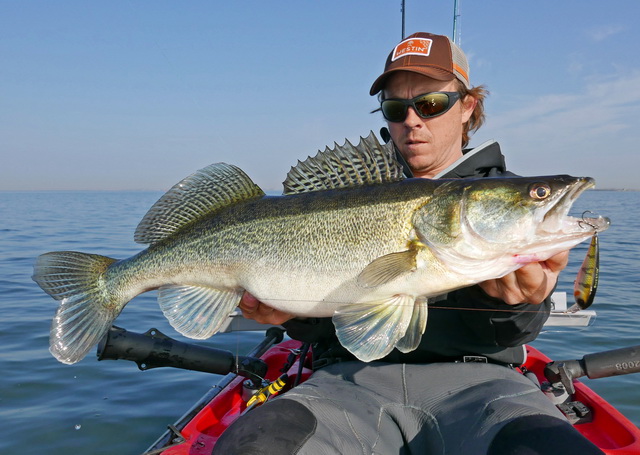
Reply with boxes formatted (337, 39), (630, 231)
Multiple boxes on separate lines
(383, 72), (476, 178)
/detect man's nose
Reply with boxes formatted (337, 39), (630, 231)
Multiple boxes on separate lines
(403, 106), (424, 126)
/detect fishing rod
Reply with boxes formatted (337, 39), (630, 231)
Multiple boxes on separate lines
(401, 0), (462, 43)
(401, 0), (406, 39)
(452, 0), (461, 45)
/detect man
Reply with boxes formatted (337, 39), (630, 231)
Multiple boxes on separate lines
(215, 32), (604, 454)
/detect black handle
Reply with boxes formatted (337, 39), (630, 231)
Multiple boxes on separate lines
(97, 326), (268, 383)
(544, 345), (640, 394)
(582, 345), (640, 379)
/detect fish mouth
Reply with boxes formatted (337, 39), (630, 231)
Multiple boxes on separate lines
(537, 177), (610, 243)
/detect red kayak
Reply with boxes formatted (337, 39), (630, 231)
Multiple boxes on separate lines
(126, 328), (640, 455)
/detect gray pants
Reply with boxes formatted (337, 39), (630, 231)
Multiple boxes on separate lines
(214, 361), (596, 455)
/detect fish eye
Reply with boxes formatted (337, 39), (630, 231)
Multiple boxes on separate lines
(529, 183), (552, 200)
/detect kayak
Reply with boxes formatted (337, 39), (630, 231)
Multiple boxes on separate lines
(109, 327), (640, 455)
(143, 330), (311, 455)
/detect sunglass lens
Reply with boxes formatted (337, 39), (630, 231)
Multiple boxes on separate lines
(381, 100), (407, 122)
(414, 93), (451, 118)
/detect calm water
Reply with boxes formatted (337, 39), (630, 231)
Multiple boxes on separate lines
(1, 190), (639, 454)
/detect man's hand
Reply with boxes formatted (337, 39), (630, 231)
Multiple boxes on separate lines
(238, 292), (295, 325)
(478, 251), (570, 305)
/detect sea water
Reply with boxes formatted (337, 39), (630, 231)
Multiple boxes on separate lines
(1, 190), (639, 454)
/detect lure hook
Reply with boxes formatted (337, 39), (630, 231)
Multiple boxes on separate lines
(578, 210), (600, 231)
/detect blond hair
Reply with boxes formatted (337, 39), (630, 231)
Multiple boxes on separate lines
(458, 81), (489, 148)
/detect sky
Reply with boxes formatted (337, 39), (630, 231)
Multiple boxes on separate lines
(2, 1), (640, 191)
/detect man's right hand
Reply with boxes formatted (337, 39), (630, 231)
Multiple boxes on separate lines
(238, 292), (295, 325)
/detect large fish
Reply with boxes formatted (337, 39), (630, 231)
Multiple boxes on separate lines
(33, 133), (609, 364)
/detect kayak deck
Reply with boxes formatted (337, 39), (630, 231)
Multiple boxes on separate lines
(146, 335), (640, 454)
(525, 345), (640, 454)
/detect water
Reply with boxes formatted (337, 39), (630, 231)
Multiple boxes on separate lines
(1, 190), (639, 454)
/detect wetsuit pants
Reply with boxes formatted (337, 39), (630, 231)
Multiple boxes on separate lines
(213, 361), (604, 455)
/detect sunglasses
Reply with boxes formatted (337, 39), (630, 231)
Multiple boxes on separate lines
(378, 91), (462, 123)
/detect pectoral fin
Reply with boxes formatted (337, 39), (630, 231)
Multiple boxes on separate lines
(333, 294), (426, 362)
(158, 285), (243, 339)
(357, 249), (418, 288)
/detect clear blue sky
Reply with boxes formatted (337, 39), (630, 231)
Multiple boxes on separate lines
(2, 1), (640, 191)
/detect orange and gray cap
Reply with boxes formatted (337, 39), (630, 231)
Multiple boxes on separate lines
(370, 32), (471, 95)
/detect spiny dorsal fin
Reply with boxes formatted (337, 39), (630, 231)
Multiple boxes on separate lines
(282, 131), (404, 195)
(134, 163), (264, 244)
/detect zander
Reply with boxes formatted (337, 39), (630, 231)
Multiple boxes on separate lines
(33, 133), (609, 364)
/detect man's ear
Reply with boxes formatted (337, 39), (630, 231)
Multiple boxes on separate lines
(461, 95), (477, 123)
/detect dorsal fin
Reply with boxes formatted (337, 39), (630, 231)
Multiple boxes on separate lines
(134, 163), (264, 244)
(282, 131), (405, 195)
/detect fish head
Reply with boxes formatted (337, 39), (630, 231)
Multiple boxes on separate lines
(413, 175), (610, 275)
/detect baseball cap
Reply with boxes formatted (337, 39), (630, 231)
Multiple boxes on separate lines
(370, 32), (471, 95)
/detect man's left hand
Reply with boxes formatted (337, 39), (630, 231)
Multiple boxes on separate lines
(478, 251), (570, 305)
(238, 292), (294, 325)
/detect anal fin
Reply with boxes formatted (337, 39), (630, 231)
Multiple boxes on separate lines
(158, 285), (243, 339)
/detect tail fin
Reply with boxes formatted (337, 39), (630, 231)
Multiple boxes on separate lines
(32, 252), (120, 364)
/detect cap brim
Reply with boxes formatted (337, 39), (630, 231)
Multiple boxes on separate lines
(369, 67), (456, 95)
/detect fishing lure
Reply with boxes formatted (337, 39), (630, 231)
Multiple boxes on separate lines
(569, 214), (600, 312)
